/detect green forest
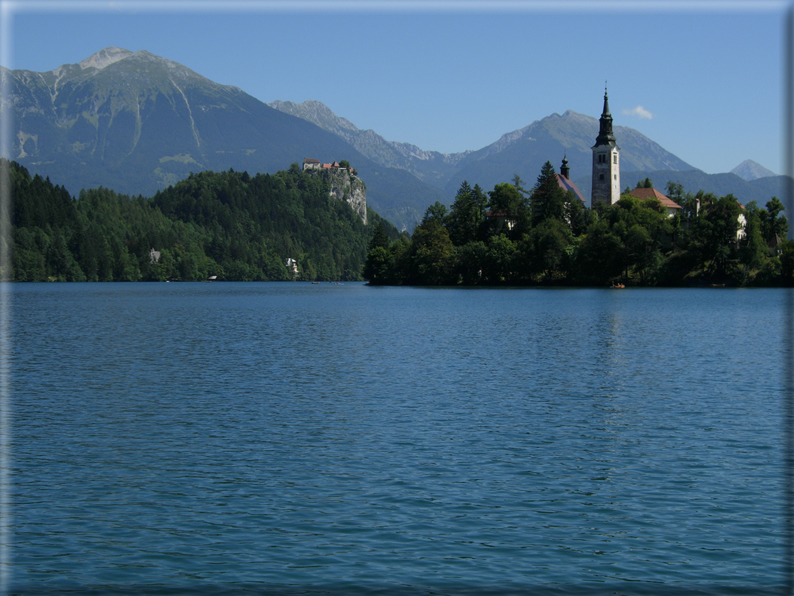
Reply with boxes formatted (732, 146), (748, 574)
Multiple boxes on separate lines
(363, 162), (793, 287)
(6, 160), (398, 282)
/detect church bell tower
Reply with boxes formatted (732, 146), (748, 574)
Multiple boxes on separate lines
(591, 87), (620, 207)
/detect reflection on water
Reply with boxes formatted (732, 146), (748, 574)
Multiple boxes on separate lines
(10, 283), (787, 595)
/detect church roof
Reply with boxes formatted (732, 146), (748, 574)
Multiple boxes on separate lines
(628, 187), (681, 210)
(555, 174), (586, 203)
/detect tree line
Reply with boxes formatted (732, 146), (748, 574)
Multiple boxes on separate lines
(6, 160), (398, 282)
(363, 162), (791, 286)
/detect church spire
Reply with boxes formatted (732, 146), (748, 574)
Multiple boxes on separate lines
(591, 86), (621, 207)
(560, 153), (570, 179)
(594, 84), (616, 148)
(602, 83), (611, 117)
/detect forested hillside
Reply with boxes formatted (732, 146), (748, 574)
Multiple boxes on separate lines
(8, 160), (399, 282)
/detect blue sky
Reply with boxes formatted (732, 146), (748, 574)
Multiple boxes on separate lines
(2, 0), (789, 176)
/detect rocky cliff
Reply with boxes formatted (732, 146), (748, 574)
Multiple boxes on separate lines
(309, 168), (367, 225)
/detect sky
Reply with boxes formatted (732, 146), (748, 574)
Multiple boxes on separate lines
(1, 0), (790, 176)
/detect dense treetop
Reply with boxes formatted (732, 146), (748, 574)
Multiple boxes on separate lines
(364, 161), (792, 287)
(7, 159), (399, 282)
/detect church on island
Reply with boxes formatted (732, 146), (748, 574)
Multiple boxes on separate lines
(557, 88), (679, 216)
(550, 88), (621, 209)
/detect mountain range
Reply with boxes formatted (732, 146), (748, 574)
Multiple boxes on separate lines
(269, 99), (696, 194)
(2, 47), (786, 231)
(2, 47), (445, 230)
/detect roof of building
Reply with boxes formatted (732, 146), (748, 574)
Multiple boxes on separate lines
(628, 187), (681, 210)
(555, 174), (586, 203)
(303, 158), (320, 164)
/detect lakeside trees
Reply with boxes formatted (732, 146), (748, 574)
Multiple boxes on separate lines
(364, 161), (791, 287)
(7, 160), (398, 282)
(8, 155), (790, 287)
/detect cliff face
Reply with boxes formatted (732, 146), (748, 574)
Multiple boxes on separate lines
(312, 168), (367, 225)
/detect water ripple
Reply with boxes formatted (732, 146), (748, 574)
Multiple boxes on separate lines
(10, 283), (786, 594)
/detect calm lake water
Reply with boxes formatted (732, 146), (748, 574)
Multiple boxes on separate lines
(8, 283), (790, 595)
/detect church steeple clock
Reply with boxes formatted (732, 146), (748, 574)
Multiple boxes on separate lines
(591, 86), (620, 207)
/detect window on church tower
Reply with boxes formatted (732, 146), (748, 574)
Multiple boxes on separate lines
(613, 154), (617, 164)
(599, 174), (604, 181)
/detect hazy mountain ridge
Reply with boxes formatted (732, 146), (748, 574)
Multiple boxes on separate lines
(270, 100), (696, 198)
(4, 47), (783, 230)
(3, 48), (448, 231)
(437, 110), (696, 197)
(76, 46), (132, 70)
(267, 99), (471, 187)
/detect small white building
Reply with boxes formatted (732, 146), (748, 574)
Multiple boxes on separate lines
(695, 199), (747, 241)
(286, 257), (299, 277)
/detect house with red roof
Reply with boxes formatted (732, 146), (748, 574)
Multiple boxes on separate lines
(627, 187), (682, 217)
(305, 158), (354, 172)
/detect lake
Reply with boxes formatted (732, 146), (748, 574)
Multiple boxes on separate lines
(8, 282), (790, 595)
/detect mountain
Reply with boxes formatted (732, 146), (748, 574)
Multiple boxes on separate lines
(267, 99), (470, 188)
(2, 47), (446, 231)
(5, 47), (782, 229)
(268, 101), (695, 196)
(440, 110), (696, 197)
(730, 159), (776, 181)
(273, 100), (789, 209)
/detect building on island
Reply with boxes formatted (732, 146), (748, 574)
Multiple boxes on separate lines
(303, 158), (355, 174)
(484, 211), (516, 234)
(591, 88), (621, 208)
(695, 198), (747, 241)
(556, 155), (586, 204)
(628, 187), (682, 218)
(286, 258), (299, 277)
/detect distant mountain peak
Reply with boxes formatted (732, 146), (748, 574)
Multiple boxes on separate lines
(77, 47), (133, 71)
(268, 99), (359, 134)
(730, 159), (776, 181)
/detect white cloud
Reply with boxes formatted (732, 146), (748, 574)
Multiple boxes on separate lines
(622, 106), (654, 120)
(622, 106), (653, 120)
